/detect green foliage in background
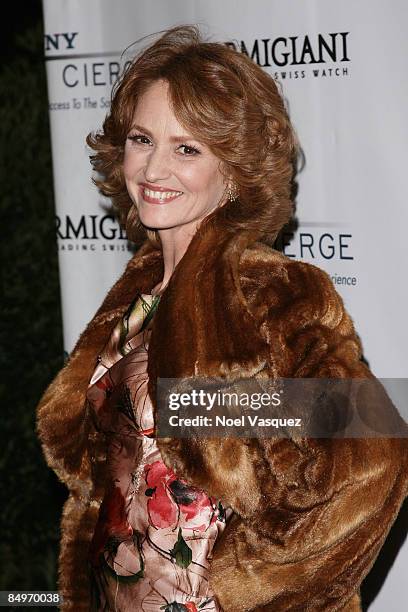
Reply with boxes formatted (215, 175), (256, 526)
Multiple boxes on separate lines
(0, 14), (67, 593)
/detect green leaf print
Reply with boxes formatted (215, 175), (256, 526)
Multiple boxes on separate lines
(169, 527), (192, 568)
(218, 500), (226, 522)
(140, 294), (161, 331)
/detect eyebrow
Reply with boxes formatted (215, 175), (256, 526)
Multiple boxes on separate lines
(130, 123), (198, 144)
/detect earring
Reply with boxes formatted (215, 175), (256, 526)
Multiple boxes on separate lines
(227, 183), (238, 202)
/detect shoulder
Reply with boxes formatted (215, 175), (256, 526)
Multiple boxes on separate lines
(239, 240), (348, 331)
(238, 240), (368, 376)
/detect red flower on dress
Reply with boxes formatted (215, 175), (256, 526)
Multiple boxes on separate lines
(144, 460), (218, 531)
(96, 376), (113, 394)
(89, 484), (133, 566)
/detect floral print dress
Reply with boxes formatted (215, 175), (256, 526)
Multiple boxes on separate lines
(86, 292), (233, 612)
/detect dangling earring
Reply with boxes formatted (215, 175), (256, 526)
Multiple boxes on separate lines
(227, 182), (238, 202)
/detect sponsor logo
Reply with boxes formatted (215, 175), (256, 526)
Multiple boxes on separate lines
(44, 32), (79, 51)
(275, 228), (353, 260)
(275, 226), (358, 287)
(44, 30), (130, 91)
(62, 62), (130, 88)
(226, 32), (350, 80)
(56, 214), (134, 253)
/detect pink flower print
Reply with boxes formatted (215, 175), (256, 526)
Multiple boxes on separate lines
(144, 461), (178, 528)
(144, 460), (219, 531)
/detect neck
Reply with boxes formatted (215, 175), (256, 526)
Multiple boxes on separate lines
(151, 219), (201, 295)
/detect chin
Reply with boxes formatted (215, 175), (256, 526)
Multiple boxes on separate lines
(137, 207), (165, 226)
(137, 208), (189, 231)
(138, 213), (178, 231)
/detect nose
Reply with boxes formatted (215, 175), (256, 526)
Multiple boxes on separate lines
(144, 145), (171, 183)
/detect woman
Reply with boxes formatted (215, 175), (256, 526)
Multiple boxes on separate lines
(37, 25), (408, 611)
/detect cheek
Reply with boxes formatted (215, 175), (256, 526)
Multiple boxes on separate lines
(181, 162), (224, 196)
(122, 155), (132, 181)
(123, 149), (142, 179)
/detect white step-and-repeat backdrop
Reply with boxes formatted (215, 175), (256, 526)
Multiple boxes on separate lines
(42, 1), (407, 608)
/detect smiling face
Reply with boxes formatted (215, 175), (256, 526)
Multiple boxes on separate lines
(123, 79), (229, 236)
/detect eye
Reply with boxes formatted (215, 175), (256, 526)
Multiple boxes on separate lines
(127, 133), (152, 145)
(177, 144), (201, 156)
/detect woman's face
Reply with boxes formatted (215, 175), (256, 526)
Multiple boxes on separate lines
(123, 79), (228, 234)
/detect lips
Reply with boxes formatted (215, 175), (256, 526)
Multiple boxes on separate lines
(139, 184), (183, 205)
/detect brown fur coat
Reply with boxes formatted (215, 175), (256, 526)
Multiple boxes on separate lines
(37, 215), (408, 611)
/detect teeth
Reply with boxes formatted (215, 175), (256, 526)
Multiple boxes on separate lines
(144, 188), (183, 200)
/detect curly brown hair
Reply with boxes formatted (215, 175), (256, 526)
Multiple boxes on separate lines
(87, 25), (300, 246)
